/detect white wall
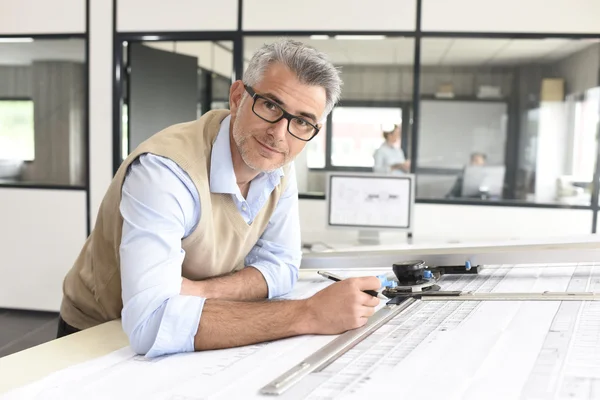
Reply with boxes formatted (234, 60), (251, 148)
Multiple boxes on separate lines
(243, 0), (416, 31)
(0, 0), (85, 34)
(299, 199), (593, 247)
(422, 0), (600, 33)
(0, 189), (87, 311)
(117, 0), (237, 32)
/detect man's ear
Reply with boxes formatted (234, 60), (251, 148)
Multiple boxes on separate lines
(229, 80), (245, 118)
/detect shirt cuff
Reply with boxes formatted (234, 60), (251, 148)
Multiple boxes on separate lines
(249, 261), (295, 299)
(145, 295), (205, 358)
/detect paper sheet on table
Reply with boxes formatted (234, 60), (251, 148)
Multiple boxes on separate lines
(3, 265), (600, 400)
(0, 270), (382, 400)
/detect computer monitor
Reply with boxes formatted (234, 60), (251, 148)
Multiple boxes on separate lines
(326, 172), (415, 244)
(461, 165), (505, 198)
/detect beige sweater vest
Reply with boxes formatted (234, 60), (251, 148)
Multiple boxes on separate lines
(60, 110), (289, 329)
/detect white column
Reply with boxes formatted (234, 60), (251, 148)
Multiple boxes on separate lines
(89, 0), (114, 227)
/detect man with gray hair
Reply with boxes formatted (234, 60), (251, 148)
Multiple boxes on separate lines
(58, 38), (381, 356)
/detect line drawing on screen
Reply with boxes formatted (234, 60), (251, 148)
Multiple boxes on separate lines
(328, 175), (412, 229)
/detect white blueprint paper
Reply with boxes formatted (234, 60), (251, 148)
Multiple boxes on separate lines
(3, 264), (600, 400)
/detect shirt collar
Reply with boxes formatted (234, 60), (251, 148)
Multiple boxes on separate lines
(209, 114), (285, 195)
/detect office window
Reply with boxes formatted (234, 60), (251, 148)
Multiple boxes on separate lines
(331, 106), (402, 167)
(417, 37), (600, 206)
(0, 38), (86, 186)
(0, 100), (34, 160)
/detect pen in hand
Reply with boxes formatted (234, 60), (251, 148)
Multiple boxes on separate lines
(317, 271), (388, 300)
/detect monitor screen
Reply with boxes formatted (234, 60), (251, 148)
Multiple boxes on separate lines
(327, 173), (414, 230)
(461, 165), (505, 198)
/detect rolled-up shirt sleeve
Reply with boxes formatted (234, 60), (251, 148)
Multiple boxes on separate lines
(119, 154), (203, 358)
(245, 163), (302, 298)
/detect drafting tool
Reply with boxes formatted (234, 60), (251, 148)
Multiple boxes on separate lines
(382, 260), (600, 302)
(316, 270), (388, 300)
(261, 258), (600, 396)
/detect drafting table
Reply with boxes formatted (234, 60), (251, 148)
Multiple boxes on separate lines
(1, 238), (600, 399)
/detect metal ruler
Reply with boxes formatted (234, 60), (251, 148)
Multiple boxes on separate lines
(381, 290), (600, 303)
(260, 299), (418, 395)
(260, 290), (600, 396)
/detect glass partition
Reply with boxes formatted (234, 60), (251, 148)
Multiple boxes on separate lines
(121, 40), (234, 159)
(417, 38), (600, 206)
(0, 38), (87, 187)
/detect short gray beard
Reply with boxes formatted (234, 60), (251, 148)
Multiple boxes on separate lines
(232, 115), (287, 173)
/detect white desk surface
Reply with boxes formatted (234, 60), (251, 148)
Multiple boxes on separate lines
(0, 320), (128, 394)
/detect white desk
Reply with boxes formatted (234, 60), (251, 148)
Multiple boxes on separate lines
(0, 320), (127, 395)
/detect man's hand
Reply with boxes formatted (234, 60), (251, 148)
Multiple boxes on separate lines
(303, 277), (381, 334)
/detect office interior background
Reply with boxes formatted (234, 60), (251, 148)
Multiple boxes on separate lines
(1, 0), (600, 354)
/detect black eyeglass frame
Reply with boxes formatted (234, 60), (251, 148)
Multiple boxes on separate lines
(244, 85), (321, 142)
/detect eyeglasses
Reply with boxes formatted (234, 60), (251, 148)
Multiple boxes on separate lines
(244, 85), (320, 142)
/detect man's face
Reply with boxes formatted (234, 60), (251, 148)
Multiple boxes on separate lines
(229, 63), (327, 172)
(392, 127), (401, 144)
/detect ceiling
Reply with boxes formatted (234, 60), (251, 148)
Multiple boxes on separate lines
(0, 37), (596, 68)
(244, 37), (600, 67)
(421, 38), (599, 66)
(0, 39), (85, 66)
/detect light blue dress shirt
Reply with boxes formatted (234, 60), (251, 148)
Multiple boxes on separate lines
(119, 115), (302, 358)
(373, 143), (407, 174)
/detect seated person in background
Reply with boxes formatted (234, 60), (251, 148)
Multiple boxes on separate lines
(446, 152), (487, 198)
(373, 125), (411, 174)
(469, 152), (486, 167)
(57, 39), (381, 357)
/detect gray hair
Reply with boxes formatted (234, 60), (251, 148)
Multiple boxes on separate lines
(243, 38), (343, 120)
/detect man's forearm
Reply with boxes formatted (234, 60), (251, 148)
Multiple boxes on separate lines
(193, 276), (383, 352)
(194, 299), (311, 350)
(181, 266), (268, 300)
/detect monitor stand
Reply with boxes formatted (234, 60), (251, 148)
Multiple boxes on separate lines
(358, 230), (380, 245)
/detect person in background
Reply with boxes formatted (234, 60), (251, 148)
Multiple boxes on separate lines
(469, 152), (486, 167)
(446, 152), (487, 198)
(373, 124), (411, 174)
